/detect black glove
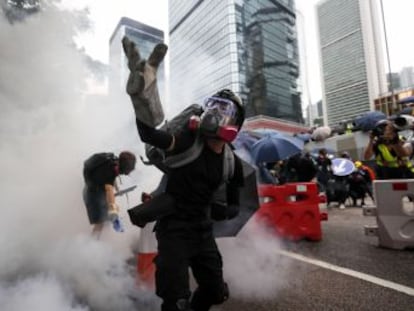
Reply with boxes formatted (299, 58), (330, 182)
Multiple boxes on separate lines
(127, 192), (176, 228)
(210, 202), (239, 221)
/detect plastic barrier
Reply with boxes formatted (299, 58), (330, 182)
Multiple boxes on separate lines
(254, 182), (327, 241)
(136, 222), (157, 288)
(363, 179), (414, 250)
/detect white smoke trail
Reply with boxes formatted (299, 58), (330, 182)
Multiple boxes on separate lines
(0, 1), (297, 309)
(218, 221), (293, 300)
(0, 1), (161, 310)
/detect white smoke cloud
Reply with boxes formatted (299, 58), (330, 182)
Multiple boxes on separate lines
(0, 1), (161, 310)
(0, 2), (296, 309)
(219, 221), (292, 300)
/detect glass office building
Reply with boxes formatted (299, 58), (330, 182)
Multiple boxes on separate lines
(316, 0), (386, 126)
(169, 0), (303, 123)
(109, 17), (165, 101)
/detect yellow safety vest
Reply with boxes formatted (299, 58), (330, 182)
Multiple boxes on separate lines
(375, 144), (399, 168)
(401, 157), (414, 173)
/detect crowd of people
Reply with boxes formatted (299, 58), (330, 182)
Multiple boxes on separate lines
(258, 117), (414, 210)
(257, 148), (376, 209)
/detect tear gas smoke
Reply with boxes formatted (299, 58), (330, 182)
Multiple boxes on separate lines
(0, 1), (160, 310)
(0, 2), (294, 309)
(219, 221), (293, 300)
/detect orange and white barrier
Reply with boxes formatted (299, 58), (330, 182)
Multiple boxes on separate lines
(136, 222), (157, 288)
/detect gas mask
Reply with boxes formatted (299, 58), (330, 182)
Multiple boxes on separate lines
(198, 96), (239, 142)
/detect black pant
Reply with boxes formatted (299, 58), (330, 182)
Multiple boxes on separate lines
(154, 219), (228, 311)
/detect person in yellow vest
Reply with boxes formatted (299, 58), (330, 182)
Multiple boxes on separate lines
(363, 120), (413, 179)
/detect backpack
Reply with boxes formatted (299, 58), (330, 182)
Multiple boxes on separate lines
(83, 152), (117, 186)
(143, 104), (235, 182)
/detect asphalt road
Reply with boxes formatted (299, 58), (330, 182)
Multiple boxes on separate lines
(214, 205), (414, 311)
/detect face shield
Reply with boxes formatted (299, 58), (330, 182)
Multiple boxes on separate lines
(199, 96), (239, 142)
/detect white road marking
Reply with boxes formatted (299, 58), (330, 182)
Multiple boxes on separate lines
(278, 249), (414, 297)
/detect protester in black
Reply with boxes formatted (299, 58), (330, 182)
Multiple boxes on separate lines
(121, 38), (246, 310)
(316, 148), (333, 192)
(135, 90), (245, 311)
(285, 152), (318, 183)
(82, 151), (136, 239)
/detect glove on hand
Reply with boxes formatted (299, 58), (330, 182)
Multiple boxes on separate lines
(210, 202), (239, 221)
(112, 217), (125, 233)
(122, 36), (168, 128)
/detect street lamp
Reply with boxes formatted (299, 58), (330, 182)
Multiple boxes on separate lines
(379, 0), (396, 114)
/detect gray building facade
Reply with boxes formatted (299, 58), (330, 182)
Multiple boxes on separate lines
(109, 17), (165, 101)
(316, 0), (387, 126)
(168, 0), (303, 123)
(400, 67), (414, 89)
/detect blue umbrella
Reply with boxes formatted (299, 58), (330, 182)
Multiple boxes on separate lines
(250, 128), (280, 138)
(294, 132), (312, 143)
(232, 130), (260, 151)
(251, 134), (304, 163)
(353, 111), (386, 132)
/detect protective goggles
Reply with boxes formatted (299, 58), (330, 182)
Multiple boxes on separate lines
(203, 97), (237, 118)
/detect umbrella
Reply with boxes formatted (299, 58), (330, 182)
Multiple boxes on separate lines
(294, 132), (312, 143)
(213, 157), (260, 237)
(233, 147), (254, 165)
(353, 111), (386, 132)
(332, 158), (355, 176)
(250, 128), (280, 138)
(400, 106), (414, 116)
(311, 126), (332, 141)
(398, 96), (414, 105)
(250, 134), (304, 164)
(232, 130), (260, 151)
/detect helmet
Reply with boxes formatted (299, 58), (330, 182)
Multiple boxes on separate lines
(340, 151), (350, 159)
(119, 151), (136, 175)
(371, 119), (389, 137)
(355, 161), (362, 168)
(199, 89), (245, 142)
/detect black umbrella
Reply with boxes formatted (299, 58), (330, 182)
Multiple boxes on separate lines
(398, 96), (414, 105)
(213, 157), (260, 237)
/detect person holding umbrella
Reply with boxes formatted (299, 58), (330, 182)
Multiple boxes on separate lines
(122, 37), (247, 311)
